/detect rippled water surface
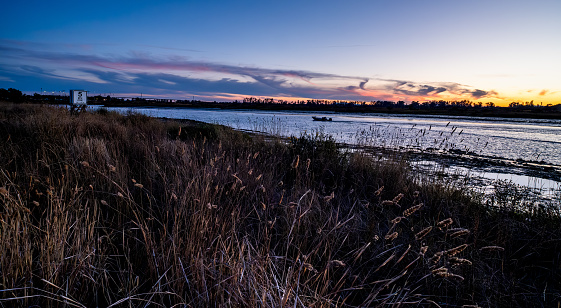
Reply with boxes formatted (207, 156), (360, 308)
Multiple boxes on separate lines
(98, 106), (561, 167)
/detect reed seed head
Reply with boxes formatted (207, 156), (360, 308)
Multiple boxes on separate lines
(292, 155), (300, 168)
(446, 244), (468, 256)
(328, 260), (346, 268)
(381, 200), (396, 207)
(449, 257), (472, 266)
(430, 251), (444, 264)
(392, 193), (404, 203)
(437, 218), (453, 228)
(403, 203), (423, 217)
(303, 262), (317, 273)
(479, 246), (505, 252)
(415, 226), (432, 240)
(432, 266), (448, 276)
(385, 231), (399, 241)
(449, 229), (470, 238)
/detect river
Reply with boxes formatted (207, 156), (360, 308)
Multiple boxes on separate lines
(92, 106), (561, 203)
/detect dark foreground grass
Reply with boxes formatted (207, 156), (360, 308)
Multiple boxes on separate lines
(0, 103), (560, 307)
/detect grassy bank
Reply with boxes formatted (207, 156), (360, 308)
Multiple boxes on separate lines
(0, 103), (560, 307)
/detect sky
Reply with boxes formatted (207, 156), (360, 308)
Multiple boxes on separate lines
(1, 0), (560, 105)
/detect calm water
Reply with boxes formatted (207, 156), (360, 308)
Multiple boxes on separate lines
(92, 106), (561, 197)
(97, 106), (561, 164)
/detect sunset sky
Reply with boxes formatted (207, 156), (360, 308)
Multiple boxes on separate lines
(1, 0), (560, 105)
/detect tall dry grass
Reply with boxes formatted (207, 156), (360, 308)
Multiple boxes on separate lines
(0, 102), (560, 307)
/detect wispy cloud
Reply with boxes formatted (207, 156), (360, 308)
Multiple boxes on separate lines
(0, 40), (500, 102)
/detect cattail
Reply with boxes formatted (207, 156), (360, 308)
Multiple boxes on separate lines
(446, 244), (468, 256)
(108, 164), (116, 172)
(391, 216), (403, 225)
(0, 187), (7, 197)
(100, 200), (108, 206)
(256, 174), (262, 181)
(449, 257), (472, 266)
(437, 218), (453, 228)
(134, 183), (143, 189)
(328, 260), (346, 268)
(385, 231), (399, 241)
(403, 203), (423, 217)
(131, 178), (137, 183)
(81, 161), (90, 168)
(248, 169), (253, 176)
(479, 246), (504, 252)
(375, 186), (384, 196)
(253, 152), (259, 159)
(117, 192), (124, 198)
(415, 226), (433, 240)
(449, 229), (470, 238)
(32, 201), (40, 206)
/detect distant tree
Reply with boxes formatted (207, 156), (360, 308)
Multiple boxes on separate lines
(0, 88), (24, 103)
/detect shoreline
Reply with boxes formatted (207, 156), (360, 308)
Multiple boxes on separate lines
(90, 101), (561, 120)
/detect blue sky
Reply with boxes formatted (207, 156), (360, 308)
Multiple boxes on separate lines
(1, 0), (560, 105)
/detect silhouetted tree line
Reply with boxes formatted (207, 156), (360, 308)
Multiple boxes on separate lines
(1, 88), (560, 116)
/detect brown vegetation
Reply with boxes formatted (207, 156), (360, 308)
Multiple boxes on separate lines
(0, 103), (560, 307)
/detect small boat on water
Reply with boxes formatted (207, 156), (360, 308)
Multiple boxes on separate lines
(312, 116), (332, 121)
